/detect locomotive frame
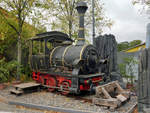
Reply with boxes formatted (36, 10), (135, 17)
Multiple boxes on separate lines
(29, 31), (104, 95)
(29, 1), (106, 95)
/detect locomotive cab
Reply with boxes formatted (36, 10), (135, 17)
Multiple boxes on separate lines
(29, 31), (73, 71)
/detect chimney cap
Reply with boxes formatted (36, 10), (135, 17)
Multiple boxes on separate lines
(76, 1), (88, 13)
(76, 1), (87, 8)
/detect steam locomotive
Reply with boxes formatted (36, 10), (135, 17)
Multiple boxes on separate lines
(29, 1), (105, 95)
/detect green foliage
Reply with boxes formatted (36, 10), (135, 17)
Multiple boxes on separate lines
(118, 41), (129, 52)
(132, 0), (150, 16)
(119, 56), (138, 84)
(42, 0), (113, 39)
(0, 0), (47, 80)
(129, 40), (142, 47)
(20, 74), (33, 82)
(0, 57), (32, 83)
(0, 2), (45, 82)
(117, 40), (142, 51)
(132, 0), (150, 5)
(0, 58), (18, 83)
(119, 63), (126, 77)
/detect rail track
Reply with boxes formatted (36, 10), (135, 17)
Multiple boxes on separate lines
(0, 93), (95, 113)
(0, 91), (137, 113)
(0, 83), (137, 113)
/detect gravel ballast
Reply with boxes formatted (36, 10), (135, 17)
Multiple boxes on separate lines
(0, 86), (137, 113)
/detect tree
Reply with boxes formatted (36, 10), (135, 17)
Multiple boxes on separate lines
(117, 40), (142, 51)
(0, 7), (44, 82)
(119, 57), (138, 84)
(43, 0), (112, 39)
(117, 41), (130, 51)
(132, 0), (150, 5)
(132, 0), (150, 14)
(129, 40), (142, 47)
(0, 0), (44, 80)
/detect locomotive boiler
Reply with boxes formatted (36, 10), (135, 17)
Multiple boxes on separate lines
(50, 2), (99, 75)
(29, 1), (104, 95)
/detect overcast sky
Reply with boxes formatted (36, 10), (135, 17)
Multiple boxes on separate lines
(101, 0), (150, 43)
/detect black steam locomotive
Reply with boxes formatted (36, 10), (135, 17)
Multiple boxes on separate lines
(29, 2), (105, 95)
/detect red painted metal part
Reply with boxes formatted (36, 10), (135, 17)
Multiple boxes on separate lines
(32, 72), (40, 81)
(32, 72), (103, 94)
(60, 81), (70, 95)
(46, 77), (57, 92)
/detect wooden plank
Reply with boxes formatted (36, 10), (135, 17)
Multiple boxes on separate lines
(116, 94), (127, 102)
(96, 81), (117, 97)
(147, 48), (150, 108)
(93, 97), (120, 109)
(94, 81), (130, 109)
(115, 82), (124, 92)
(126, 102), (137, 113)
(101, 87), (112, 99)
(120, 91), (130, 99)
(96, 81), (129, 98)
(138, 49), (149, 111)
(14, 82), (40, 89)
(10, 89), (23, 95)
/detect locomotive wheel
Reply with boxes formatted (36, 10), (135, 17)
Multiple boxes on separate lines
(60, 81), (70, 95)
(38, 76), (44, 84)
(46, 77), (57, 92)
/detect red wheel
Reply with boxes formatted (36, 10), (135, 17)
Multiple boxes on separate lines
(38, 76), (44, 84)
(60, 81), (70, 95)
(46, 77), (57, 92)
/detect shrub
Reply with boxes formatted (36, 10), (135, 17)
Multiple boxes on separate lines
(0, 58), (18, 83)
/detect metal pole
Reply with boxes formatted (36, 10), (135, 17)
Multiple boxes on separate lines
(146, 23), (150, 48)
(92, 0), (95, 41)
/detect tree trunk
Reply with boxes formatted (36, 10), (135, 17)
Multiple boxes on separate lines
(17, 35), (21, 80)
(69, 20), (72, 38)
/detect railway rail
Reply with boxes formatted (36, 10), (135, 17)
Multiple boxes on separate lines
(0, 92), (94, 113)
(8, 101), (93, 113)
(0, 81), (137, 113)
(0, 89), (137, 113)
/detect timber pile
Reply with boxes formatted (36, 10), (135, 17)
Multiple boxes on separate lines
(93, 81), (130, 109)
(93, 34), (123, 83)
(138, 48), (150, 112)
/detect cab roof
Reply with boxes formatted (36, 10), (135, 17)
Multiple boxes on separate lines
(30, 31), (73, 42)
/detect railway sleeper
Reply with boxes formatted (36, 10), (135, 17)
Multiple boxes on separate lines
(92, 81), (130, 109)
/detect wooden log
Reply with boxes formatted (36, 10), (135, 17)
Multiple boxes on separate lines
(147, 48), (150, 108)
(93, 34), (119, 74)
(138, 48), (150, 111)
(101, 87), (112, 99)
(116, 94), (127, 102)
(96, 81), (130, 99)
(93, 97), (121, 109)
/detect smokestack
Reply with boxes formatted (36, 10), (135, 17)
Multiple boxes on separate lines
(76, 1), (88, 45)
(146, 23), (150, 48)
